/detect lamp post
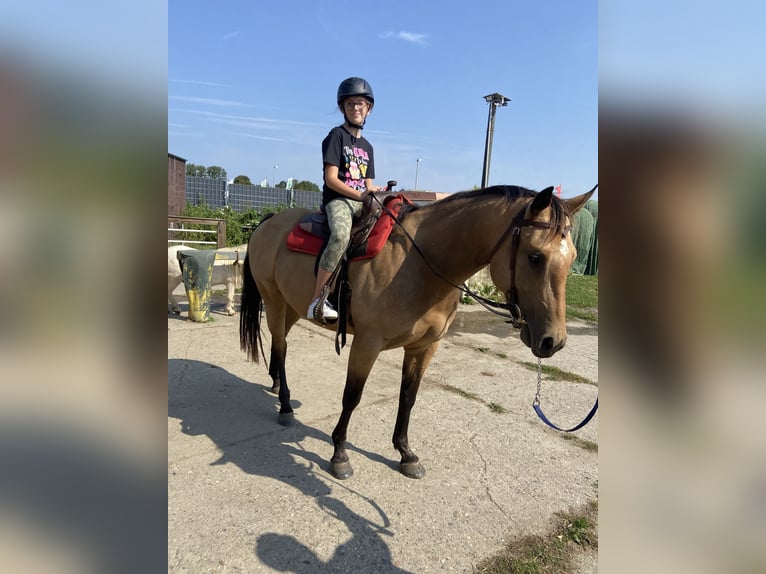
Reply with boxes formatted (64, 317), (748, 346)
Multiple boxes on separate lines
(481, 92), (510, 189)
(272, 164), (278, 188)
(414, 158), (422, 190)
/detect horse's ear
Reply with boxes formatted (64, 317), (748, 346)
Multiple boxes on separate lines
(563, 185), (597, 215)
(530, 186), (554, 215)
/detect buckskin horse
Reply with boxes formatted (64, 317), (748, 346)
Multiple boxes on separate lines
(240, 184), (595, 479)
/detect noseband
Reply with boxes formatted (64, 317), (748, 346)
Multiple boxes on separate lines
(491, 207), (572, 328)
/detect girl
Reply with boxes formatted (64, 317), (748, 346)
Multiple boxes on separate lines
(308, 77), (383, 322)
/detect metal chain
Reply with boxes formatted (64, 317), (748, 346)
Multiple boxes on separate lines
(533, 357), (543, 406)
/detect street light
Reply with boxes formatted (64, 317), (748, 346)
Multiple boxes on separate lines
(273, 164), (278, 188)
(481, 92), (510, 189)
(414, 158), (422, 190)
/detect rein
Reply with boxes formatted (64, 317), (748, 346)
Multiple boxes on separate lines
(369, 193), (520, 323)
(370, 188), (598, 433)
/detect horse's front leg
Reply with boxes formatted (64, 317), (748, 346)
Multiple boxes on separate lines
(224, 277), (236, 315)
(330, 342), (381, 480)
(393, 341), (440, 479)
(168, 282), (181, 314)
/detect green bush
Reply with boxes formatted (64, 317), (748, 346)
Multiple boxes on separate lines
(177, 203), (288, 247)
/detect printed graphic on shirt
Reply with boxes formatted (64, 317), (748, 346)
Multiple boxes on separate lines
(343, 145), (369, 190)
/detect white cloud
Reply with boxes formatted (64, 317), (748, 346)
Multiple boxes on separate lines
(169, 78), (236, 88)
(378, 30), (429, 45)
(169, 95), (248, 107)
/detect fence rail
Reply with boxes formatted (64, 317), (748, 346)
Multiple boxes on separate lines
(168, 215), (226, 248)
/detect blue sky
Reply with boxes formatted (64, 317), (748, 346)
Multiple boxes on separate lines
(169, 0), (597, 197)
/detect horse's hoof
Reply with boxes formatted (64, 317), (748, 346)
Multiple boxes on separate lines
(172, 309), (181, 315)
(277, 412), (294, 426)
(330, 461), (354, 480)
(269, 383), (280, 394)
(400, 461), (426, 479)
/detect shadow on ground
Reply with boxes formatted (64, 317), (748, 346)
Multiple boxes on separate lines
(169, 358), (412, 573)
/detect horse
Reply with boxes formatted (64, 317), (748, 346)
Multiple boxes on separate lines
(168, 244), (247, 316)
(240, 185), (595, 480)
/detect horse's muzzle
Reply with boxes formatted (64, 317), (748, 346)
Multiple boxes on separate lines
(520, 325), (566, 358)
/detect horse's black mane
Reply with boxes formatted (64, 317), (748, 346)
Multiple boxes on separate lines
(398, 185), (568, 238)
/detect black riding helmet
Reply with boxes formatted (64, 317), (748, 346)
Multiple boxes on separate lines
(337, 77), (374, 108)
(337, 77), (374, 129)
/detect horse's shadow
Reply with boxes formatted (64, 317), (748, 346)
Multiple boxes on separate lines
(168, 359), (410, 573)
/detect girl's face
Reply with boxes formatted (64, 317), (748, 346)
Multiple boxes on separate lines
(342, 98), (371, 124)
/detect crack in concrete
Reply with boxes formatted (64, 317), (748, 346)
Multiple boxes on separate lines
(469, 430), (508, 519)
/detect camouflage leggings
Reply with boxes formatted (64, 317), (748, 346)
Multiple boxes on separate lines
(318, 197), (363, 272)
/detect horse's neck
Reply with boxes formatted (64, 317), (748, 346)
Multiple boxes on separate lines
(404, 197), (517, 282)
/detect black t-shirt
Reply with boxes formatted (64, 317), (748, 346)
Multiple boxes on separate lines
(321, 125), (376, 205)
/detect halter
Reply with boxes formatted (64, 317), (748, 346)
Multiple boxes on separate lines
(490, 205), (572, 328)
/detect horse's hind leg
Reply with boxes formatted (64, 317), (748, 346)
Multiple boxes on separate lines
(265, 301), (300, 426)
(267, 347), (282, 394)
(392, 342), (440, 479)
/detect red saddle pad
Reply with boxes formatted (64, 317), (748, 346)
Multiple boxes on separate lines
(286, 195), (409, 261)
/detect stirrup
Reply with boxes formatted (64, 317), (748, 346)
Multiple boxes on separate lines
(310, 287), (337, 323)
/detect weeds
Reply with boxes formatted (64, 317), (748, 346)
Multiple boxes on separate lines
(474, 501), (598, 574)
(435, 382), (506, 415)
(519, 362), (596, 386)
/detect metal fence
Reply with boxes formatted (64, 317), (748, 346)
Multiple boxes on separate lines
(187, 177), (321, 212)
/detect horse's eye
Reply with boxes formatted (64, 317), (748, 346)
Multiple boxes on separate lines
(528, 253), (543, 266)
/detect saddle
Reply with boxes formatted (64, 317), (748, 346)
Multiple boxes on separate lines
(286, 192), (411, 261)
(287, 191), (412, 352)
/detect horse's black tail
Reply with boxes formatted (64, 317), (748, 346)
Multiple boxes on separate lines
(239, 251), (264, 364)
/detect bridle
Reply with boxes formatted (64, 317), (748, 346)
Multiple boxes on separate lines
(369, 193), (571, 329)
(369, 190), (598, 433)
(489, 205), (572, 328)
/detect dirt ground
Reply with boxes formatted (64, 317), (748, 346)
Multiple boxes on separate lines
(168, 292), (598, 573)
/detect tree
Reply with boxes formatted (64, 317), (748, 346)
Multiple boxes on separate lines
(233, 175), (253, 185)
(206, 166), (227, 181)
(294, 180), (320, 192)
(186, 163), (208, 177)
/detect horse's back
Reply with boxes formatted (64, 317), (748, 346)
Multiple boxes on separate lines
(248, 208), (315, 309)
(249, 209), (309, 261)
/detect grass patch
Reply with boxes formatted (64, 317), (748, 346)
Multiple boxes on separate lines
(567, 306), (598, 322)
(474, 500), (598, 574)
(565, 274), (598, 322)
(462, 273), (597, 322)
(438, 382), (480, 401)
(519, 362), (596, 386)
(435, 382), (507, 414)
(561, 434), (598, 453)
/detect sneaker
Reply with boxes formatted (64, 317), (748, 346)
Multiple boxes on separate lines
(307, 297), (338, 321)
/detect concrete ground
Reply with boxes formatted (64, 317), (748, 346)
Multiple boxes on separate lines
(168, 293), (598, 573)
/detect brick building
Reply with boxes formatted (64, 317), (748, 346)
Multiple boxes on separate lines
(168, 153), (187, 215)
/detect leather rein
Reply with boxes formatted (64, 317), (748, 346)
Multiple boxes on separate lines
(369, 192), (598, 433)
(370, 194), (568, 329)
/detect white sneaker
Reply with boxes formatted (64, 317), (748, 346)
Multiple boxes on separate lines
(307, 297), (338, 321)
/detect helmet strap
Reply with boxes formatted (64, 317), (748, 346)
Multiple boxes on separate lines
(342, 110), (366, 131)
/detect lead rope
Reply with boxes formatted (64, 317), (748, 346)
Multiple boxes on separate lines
(533, 357), (599, 432)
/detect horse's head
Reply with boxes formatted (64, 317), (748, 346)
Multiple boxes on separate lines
(489, 186), (595, 358)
